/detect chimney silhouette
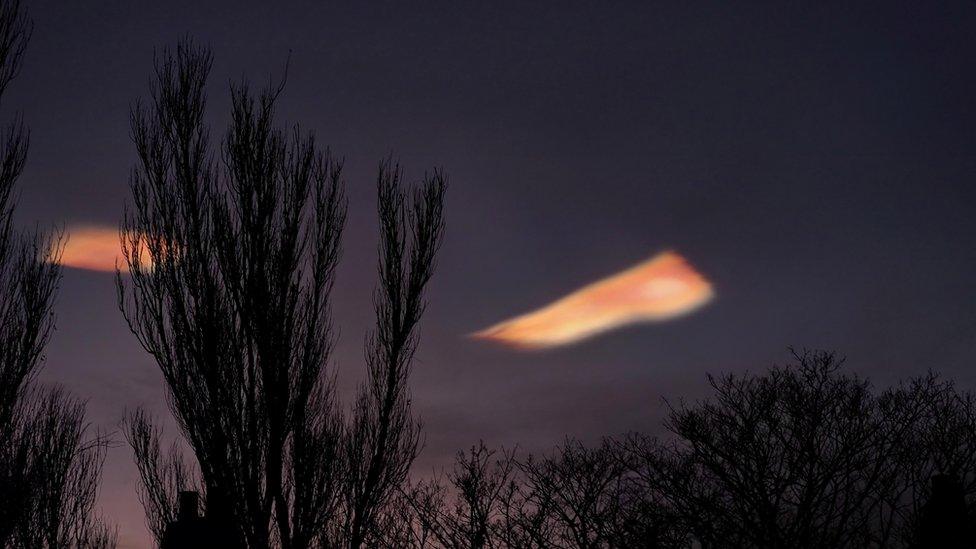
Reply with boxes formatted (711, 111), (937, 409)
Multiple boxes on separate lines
(178, 491), (199, 521)
(914, 473), (973, 548)
(161, 490), (243, 549)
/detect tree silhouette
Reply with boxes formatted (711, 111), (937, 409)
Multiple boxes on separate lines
(123, 408), (199, 544)
(401, 442), (517, 548)
(401, 439), (681, 549)
(7, 388), (116, 548)
(629, 351), (976, 548)
(645, 350), (904, 548)
(118, 40), (445, 548)
(401, 351), (976, 549)
(510, 439), (633, 548)
(882, 373), (976, 546)
(344, 160), (445, 548)
(0, 1), (115, 547)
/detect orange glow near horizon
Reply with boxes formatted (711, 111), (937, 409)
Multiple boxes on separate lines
(472, 251), (714, 350)
(58, 225), (150, 273)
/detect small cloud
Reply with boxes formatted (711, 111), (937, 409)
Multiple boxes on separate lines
(472, 251), (713, 350)
(59, 225), (150, 273)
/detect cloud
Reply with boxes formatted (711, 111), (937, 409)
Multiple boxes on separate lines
(472, 251), (713, 350)
(59, 225), (149, 273)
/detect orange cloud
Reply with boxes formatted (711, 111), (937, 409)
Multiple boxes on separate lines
(59, 225), (150, 273)
(472, 251), (713, 350)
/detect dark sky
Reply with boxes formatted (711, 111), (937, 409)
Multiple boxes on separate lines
(6, 1), (976, 546)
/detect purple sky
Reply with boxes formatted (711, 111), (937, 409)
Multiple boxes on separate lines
(6, 1), (976, 546)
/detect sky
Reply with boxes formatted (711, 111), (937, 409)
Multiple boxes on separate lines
(5, 1), (976, 546)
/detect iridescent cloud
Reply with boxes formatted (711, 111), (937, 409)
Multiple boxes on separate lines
(472, 251), (713, 350)
(59, 225), (150, 273)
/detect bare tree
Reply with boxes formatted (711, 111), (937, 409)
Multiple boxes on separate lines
(630, 350), (976, 549)
(647, 350), (903, 548)
(0, 0), (40, 452)
(877, 373), (976, 546)
(405, 439), (681, 549)
(403, 442), (518, 549)
(8, 388), (116, 549)
(119, 40), (445, 548)
(0, 1), (115, 546)
(122, 409), (197, 544)
(0, 0), (29, 102)
(344, 160), (446, 548)
(398, 351), (976, 549)
(510, 440), (631, 549)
